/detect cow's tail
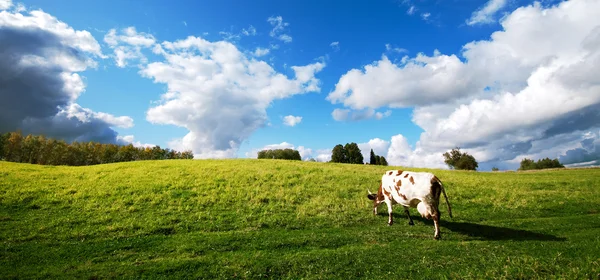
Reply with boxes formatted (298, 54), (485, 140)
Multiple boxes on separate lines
(438, 179), (453, 219)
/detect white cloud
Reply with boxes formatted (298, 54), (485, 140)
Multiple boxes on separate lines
(253, 47), (270, 57)
(242, 25), (256, 36)
(267, 16), (292, 43)
(358, 138), (391, 163)
(385, 44), (408, 53)
(421, 12), (431, 20)
(278, 34), (292, 43)
(182, 21), (187, 26)
(329, 0), (600, 169)
(117, 135), (155, 148)
(141, 36), (324, 158)
(104, 27), (155, 67)
(331, 108), (392, 122)
(315, 149), (332, 162)
(328, 53), (472, 109)
(330, 41), (340, 51)
(467, 0), (507, 26)
(283, 115), (302, 127)
(407, 5), (416, 15)
(0, 0), (12, 10)
(104, 27), (155, 47)
(219, 31), (240, 41)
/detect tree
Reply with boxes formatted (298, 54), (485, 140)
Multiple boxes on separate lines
(379, 156), (388, 166)
(443, 147), (478, 170)
(369, 149), (376, 165)
(492, 167), (499, 171)
(519, 158), (536, 170)
(0, 132), (8, 160)
(331, 144), (346, 163)
(344, 142), (363, 164)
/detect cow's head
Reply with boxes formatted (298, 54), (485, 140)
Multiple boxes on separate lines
(367, 184), (385, 214)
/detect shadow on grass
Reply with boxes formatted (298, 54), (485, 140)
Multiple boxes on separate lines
(440, 221), (566, 241)
(376, 213), (565, 241)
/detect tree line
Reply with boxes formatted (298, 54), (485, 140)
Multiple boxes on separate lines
(257, 149), (301, 160)
(0, 131), (194, 166)
(518, 157), (564, 170)
(443, 147), (564, 171)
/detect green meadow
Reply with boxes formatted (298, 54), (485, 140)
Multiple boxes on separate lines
(1, 159), (599, 279)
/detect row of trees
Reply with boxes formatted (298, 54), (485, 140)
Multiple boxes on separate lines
(0, 131), (194, 166)
(519, 157), (565, 170)
(442, 147), (564, 171)
(257, 149), (302, 160)
(369, 149), (388, 166)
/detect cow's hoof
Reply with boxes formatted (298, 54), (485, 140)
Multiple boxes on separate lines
(387, 222), (393, 226)
(434, 235), (440, 240)
(408, 221), (414, 226)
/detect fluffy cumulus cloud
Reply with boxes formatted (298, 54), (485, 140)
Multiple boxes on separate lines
(142, 36), (324, 158)
(330, 0), (600, 169)
(0, 7), (133, 143)
(358, 138), (390, 162)
(467, 0), (508, 26)
(0, 0), (12, 10)
(282, 115), (302, 127)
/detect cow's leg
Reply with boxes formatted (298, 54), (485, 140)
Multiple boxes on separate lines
(386, 201), (394, 226)
(433, 214), (441, 240)
(432, 206), (441, 239)
(373, 200), (382, 215)
(403, 207), (414, 226)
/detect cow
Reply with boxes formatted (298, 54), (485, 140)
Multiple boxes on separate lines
(367, 170), (453, 240)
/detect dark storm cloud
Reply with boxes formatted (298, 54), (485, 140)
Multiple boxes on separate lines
(0, 14), (131, 144)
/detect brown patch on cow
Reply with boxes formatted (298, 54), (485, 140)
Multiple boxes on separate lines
(377, 184), (385, 201)
(396, 180), (402, 187)
(383, 188), (391, 197)
(430, 176), (442, 200)
(388, 171), (393, 175)
(396, 170), (403, 176)
(404, 173), (409, 178)
(409, 176), (415, 185)
(401, 194), (408, 200)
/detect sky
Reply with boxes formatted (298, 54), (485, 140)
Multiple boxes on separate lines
(1, 0), (600, 170)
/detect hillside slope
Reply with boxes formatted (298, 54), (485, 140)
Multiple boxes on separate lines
(1, 160), (598, 279)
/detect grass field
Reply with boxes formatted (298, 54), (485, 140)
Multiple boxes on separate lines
(1, 159), (599, 279)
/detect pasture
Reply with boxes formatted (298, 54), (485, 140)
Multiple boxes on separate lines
(0, 160), (599, 279)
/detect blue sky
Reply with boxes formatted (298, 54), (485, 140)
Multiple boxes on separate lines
(1, 0), (599, 170)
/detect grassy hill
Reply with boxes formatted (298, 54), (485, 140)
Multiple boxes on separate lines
(1, 159), (599, 279)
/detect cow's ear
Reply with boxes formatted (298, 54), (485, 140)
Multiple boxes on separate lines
(367, 194), (377, 200)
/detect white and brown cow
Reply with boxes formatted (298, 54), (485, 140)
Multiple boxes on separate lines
(367, 170), (453, 239)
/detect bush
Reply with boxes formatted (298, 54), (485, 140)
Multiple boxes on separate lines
(492, 167), (499, 171)
(442, 147), (478, 171)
